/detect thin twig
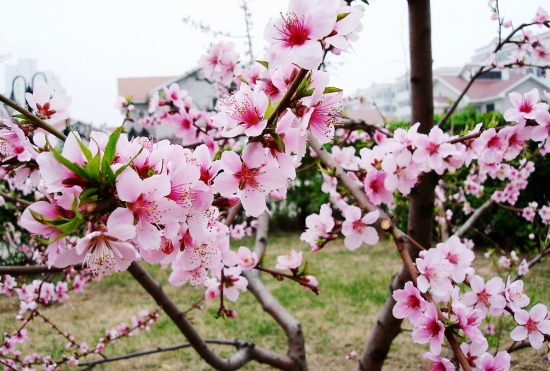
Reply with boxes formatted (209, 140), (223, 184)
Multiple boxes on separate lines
(0, 190), (32, 207)
(77, 339), (244, 370)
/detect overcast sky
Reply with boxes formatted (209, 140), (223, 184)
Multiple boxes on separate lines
(0, 0), (545, 127)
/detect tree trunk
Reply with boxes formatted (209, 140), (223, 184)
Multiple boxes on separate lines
(357, 1), (436, 370)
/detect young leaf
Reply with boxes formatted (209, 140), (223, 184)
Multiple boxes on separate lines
(114, 146), (144, 178)
(323, 87), (343, 94)
(86, 152), (102, 181)
(270, 132), (286, 154)
(103, 126), (124, 166)
(255, 60), (269, 69)
(50, 147), (95, 184)
(337, 12), (350, 22)
(68, 128), (93, 162)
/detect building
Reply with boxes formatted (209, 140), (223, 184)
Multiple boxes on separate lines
(117, 68), (217, 140)
(356, 31), (550, 122)
(3, 58), (66, 108)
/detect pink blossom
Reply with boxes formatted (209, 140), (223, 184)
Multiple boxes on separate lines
(421, 352), (454, 371)
(237, 246), (258, 270)
(436, 235), (474, 283)
(504, 89), (548, 122)
(264, 0), (339, 70)
(364, 168), (394, 206)
(341, 206), (379, 250)
(212, 143), (286, 217)
(511, 303), (550, 349)
(462, 276), (506, 317)
(25, 81), (71, 124)
(345, 350), (357, 361)
(478, 351), (511, 371)
(301, 92), (341, 145)
(222, 266), (248, 302)
(505, 277), (530, 312)
(300, 203), (335, 248)
(275, 250), (302, 271)
(117, 168), (182, 250)
(392, 281), (427, 325)
(532, 7), (549, 26)
(411, 127), (456, 175)
(198, 41), (241, 85)
(163, 83), (188, 108)
(54, 208), (139, 278)
(517, 259), (529, 276)
(214, 83), (269, 137)
(415, 248), (453, 297)
(411, 303), (445, 355)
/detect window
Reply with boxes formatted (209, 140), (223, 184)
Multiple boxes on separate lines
(486, 103), (495, 112)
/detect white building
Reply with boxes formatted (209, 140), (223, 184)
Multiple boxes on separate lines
(117, 68), (216, 141)
(3, 58), (66, 108)
(356, 31), (550, 122)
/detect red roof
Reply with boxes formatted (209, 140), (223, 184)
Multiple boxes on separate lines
(345, 109), (397, 124)
(117, 76), (175, 101)
(437, 75), (525, 100)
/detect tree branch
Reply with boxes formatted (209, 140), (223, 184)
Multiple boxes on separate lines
(127, 262), (293, 370)
(77, 339), (248, 370)
(242, 212), (308, 371)
(0, 190), (32, 207)
(0, 264), (83, 276)
(0, 93), (67, 141)
(454, 199), (495, 238)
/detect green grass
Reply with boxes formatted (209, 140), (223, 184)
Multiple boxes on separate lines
(2, 234), (550, 370)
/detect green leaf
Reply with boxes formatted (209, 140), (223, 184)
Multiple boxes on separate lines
(270, 132), (286, 154)
(68, 128), (93, 162)
(29, 208), (70, 226)
(12, 114), (27, 120)
(86, 152), (102, 180)
(103, 126), (124, 166)
(323, 86), (343, 94)
(255, 60), (269, 69)
(264, 97), (276, 120)
(55, 213), (85, 235)
(100, 126), (124, 185)
(337, 12), (350, 22)
(50, 147), (95, 184)
(361, 0), (369, 4)
(297, 261), (310, 277)
(114, 146), (144, 178)
(79, 187), (99, 203)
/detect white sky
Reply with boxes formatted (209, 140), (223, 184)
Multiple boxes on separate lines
(0, 0), (545, 127)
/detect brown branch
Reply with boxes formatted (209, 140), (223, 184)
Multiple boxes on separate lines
(242, 212), (307, 371)
(437, 21), (538, 128)
(0, 93), (67, 141)
(455, 199), (495, 238)
(77, 339), (247, 370)
(224, 201), (242, 227)
(266, 68), (309, 129)
(511, 245), (550, 282)
(254, 265), (319, 295)
(0, 190), (32, 207)
(308, 134), (470, 370)
(436, 67), (491, 128)
(127, 262), (293, 370)
(0, 264), (84, 276)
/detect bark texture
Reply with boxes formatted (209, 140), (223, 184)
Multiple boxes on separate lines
(358, 1), (436, 370)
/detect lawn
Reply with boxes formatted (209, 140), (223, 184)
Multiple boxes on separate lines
(1, 233), (550, 370)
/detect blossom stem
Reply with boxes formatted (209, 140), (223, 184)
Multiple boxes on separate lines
(265, 68), (309, 129)
(254, 265), (319, 295)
